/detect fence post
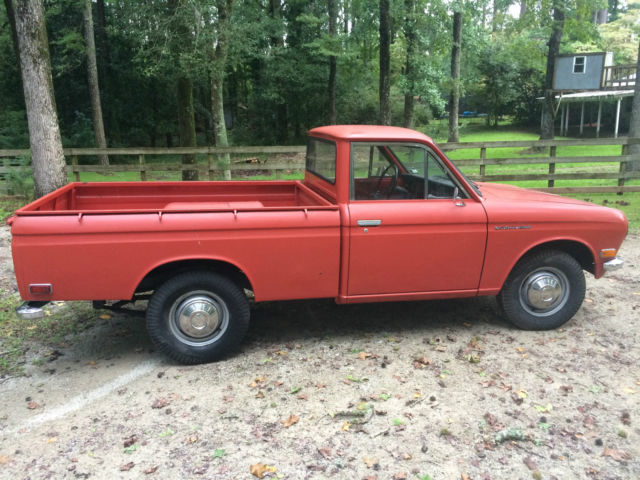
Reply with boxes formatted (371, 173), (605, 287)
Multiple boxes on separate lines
(72, 155), (80, 182)
(618, 144), (628, 195)
(548, 146), (556, 188)
(139, 154), (146, 181)
(479, 147), (486, 179)
(208, 153), (214, 180)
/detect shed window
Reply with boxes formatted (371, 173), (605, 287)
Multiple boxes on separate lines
(573, 56), (586, 74)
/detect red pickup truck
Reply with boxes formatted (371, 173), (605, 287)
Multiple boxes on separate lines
(10, 126), (628, 364)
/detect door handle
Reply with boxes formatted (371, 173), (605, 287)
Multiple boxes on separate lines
(357, 219), (382, 227)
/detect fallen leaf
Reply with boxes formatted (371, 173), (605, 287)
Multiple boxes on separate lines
(413, 356), (432, 369)
(151, 398), (169, 409)
(0, 455), (9, 465)
(27, 402), (40, 410)
(318, 447), (332, 459)
(99, 314), (111, 320)
(435, 346), (447, 352)
(602, 448), (630, 462)
(622, 387), (636, 394)
(463, 322), (472, 328)
(363, 457), (378, 468)
(393, 473), (407, 480)
(281, 414), (299, 428)
(120, 462), (135, 471)
(124, 435), (138, 448)
(523, 456), (537, 471)
(358, 352), (373, 360)
(461, 475), (471, 480)
(249, 463), (277, 478)
(341, 421), (351, 432)
(254, 391), (265, 399)
(143, 466), (158, 474)
(46, 437), (57, 444)
(274, 381), (283, 387)
(186, 435), (198, 444)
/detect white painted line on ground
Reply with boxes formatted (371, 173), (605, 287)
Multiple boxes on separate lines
(3, 360), (159, 436)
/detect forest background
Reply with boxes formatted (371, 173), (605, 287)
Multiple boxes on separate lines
(0, 0), (639, 153)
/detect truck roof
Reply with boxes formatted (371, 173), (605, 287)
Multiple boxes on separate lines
(308, 125), (434, 143)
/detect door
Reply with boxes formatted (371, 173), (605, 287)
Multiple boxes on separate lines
(347, 142), (487, 296)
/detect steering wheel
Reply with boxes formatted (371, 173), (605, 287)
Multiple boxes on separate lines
(374, 163), (399, 198)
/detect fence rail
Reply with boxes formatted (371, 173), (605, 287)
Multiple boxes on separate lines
(1, 137), (639, 195)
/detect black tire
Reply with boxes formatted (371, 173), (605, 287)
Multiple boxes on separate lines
(497, 249), (585, 330)
(146, 271), (250, 364)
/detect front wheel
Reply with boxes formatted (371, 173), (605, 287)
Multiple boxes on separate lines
(146, 271), (250, 364)
(497, 249), (586, 330)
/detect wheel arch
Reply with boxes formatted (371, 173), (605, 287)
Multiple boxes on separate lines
(502, 239), (595, 290)
(134, 258), (254, 297)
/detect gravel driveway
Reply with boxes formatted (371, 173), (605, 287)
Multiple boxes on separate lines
(0, 227), (638, 480)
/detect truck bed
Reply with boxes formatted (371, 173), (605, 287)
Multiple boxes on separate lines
(15, 180), (334, 215)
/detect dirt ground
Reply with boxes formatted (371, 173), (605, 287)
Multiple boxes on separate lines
(0, 226), (638, 480)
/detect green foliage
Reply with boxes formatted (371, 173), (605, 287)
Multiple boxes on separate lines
(4, 154), (34, 199)
(0, 0), (636, 150)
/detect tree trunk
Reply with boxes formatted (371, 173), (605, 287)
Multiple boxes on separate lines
(540, 1), (564, 140)
(177, 76), (198, 180)
(211, 0), (234, 180)
(269, 0), (288, 142)
(13, 0), (66, 198)
(403, 0), (416, 128)
(3, 0), (21, 78)
(328, 0), (337, 124)
(95, 0), (111, 139)
(379, 0), (391, 125)
(448, 11), (462, 143)
(628, 41), (640, 171)
(343, 0), (349, 34)
(519, 1), (527, 18)
(83, 0), (109, 166)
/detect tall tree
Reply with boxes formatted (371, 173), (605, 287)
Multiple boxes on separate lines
(12, 0), (66, 197)
(83, 0), (108, 166)
(540, 0), (564, 140)
(379, 0), (391, 125)
(403, 0), (416, 128)
(629, 41), (640, 172)
(210, 0), (234, 179)
(168, 0), (198, 180)
(328, 0), (337, 124)
(448, 11), (462, 142)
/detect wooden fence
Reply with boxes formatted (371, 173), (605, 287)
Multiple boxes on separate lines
(1, 137), (639, 195)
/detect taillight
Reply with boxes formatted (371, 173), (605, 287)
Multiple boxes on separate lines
(29, 284), (53, 295)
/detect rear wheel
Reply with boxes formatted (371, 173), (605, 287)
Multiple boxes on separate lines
(146, 271), (250, 364)
(498, 249), (585, 330)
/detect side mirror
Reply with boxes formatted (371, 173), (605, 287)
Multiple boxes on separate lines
(453, 187), (465, 207)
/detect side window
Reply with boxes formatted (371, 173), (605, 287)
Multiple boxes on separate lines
(573, 56), (586, 74)
(306, 137), (336, 184)
(351, 142), (463, 200)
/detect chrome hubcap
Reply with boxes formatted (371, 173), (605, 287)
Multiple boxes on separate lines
(519, 268), (569, 317)
(169, 291), (229, 346)
(176, 296), (220, 338)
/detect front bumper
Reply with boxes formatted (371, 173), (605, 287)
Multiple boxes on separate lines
(603, 257), (624, 272)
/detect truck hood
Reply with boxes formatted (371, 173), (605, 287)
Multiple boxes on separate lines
(476, 182), (593, 206)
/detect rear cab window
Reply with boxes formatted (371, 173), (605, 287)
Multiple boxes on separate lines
(306, 137), (337, 184)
